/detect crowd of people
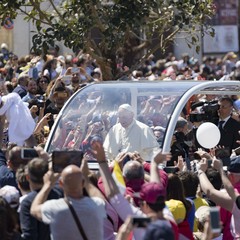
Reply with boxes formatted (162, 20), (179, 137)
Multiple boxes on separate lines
(0, 42), (240, 240)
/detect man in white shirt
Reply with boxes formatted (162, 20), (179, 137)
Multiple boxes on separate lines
(30, 164), (106, 240)
(103, 104), (159, 162)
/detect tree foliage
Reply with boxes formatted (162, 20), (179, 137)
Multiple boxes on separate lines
(0, 0), (215, 79)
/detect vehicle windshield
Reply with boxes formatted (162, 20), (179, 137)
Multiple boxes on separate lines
(46, 82), (193, 154)
(45, 81), (240, 164)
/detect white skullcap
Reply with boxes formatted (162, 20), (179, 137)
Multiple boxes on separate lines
(119, 104), (134, 113)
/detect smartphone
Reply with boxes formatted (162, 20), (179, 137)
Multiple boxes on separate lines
(123, 155), (131, 166)
(207, 159), (212, 168)
(163, 166), (178, 174)
(234, 146), (240, 156)
(62, 75), (72, 85)
(52, 150), (84, 173)
(132, 217), (151, 228)
(210, 207), (221, 234)
(21, 148), (38, 159)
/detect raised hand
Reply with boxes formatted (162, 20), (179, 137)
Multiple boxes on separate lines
(153, 150), (171, 165)
(198, 157), (208, 172)
(91, 140), (106, 163)
(212, 157), (223, 172)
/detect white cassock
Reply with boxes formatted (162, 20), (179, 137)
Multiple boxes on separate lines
(0, 93), (36, 146)
(103, 119), (159, 161)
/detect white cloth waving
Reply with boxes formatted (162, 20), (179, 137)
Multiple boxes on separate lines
(0, 93), (35, 146)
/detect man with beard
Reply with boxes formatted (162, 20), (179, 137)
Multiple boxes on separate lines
(66, 69), (86, 93)
(22, 80), (38, 103)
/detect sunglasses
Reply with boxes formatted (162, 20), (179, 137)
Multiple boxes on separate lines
(39, 80), (48, 84)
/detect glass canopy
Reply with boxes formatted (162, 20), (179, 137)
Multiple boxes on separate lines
(45, 80), (240, 167)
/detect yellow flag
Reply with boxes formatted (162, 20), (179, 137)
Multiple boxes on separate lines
(112, 160), (126, 195)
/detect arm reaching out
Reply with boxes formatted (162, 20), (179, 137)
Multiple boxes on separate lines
(213, 158), (238, 202)
(150, 151), (171, 183)
(91, 140), (120, 199)
(198, 158), (233, 212)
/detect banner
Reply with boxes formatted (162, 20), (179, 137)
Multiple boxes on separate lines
(203, 0), (239, 53)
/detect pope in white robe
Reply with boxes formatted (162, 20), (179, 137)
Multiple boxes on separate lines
(103, 104), (159, 161)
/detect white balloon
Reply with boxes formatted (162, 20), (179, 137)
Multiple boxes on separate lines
(196, 122), (221, 149)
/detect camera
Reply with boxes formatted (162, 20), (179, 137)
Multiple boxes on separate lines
(21, 148), (38, 159)
(123, 155), (131, 166)
(132, 217), (151, 228)
(189, 100), (219, 123)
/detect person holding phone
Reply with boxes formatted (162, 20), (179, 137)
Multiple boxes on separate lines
(20, 157), (63, 240)
(30, 164), (106, 240)
(169, 117), (190, 167)
(212, 157), (240, 239)
(0, 146), (29, 190)
(194, 206), (222, 240)
(198, 157), (240, 240)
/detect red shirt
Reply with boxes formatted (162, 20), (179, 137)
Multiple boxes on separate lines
(220, 181), (240, 240)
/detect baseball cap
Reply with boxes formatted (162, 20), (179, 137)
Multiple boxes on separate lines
(165, 199), (186, 224)
(135, 182), (166, 204)
(143, 219), (174, 240)
(228, 52), (237, 59)
(0, 185), (20, 208)
(228, 156), (240, 173)
(195, 206), (210, 224)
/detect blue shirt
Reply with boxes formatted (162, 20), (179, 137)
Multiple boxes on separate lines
(0, 150), (18, 189)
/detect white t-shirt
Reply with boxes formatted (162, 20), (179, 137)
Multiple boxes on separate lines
(231, 200), (240, 239)
(41, 196), (106, 240)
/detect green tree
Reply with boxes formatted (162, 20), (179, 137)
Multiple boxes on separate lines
(0, 0), (215, 80)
